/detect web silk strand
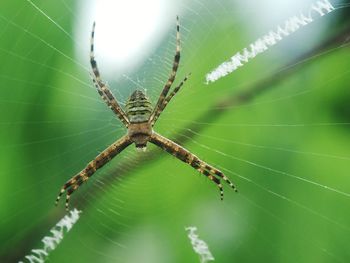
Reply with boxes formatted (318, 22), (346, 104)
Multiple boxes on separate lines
(205, 0), (336, 83)
(186, 226), (215, 263)
(19, 209), (82, 263)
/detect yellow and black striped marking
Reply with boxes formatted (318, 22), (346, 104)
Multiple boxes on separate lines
(55, 17), (237, 211)
(150, 16), (181, 125)
(125, 90), (153, 123)
(90, 22), (129, 127)
(151, 72), (191, 125)
(55, 135), (132, 210)
(150, 132), (237, 200)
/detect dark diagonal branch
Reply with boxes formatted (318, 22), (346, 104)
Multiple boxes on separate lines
(3, 22), (350, 263)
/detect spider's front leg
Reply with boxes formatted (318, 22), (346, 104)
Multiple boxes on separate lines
(90, 22), (130, 127)
(150, 16), (181, 125)
(149, 132), (237, 199)
(56, 135), (132, 211)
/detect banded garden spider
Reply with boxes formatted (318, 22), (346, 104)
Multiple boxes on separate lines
(56, 17), (237, 211)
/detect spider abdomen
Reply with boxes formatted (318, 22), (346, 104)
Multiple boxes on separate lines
(126, 90), (153, 149)
(125, 90), (153, 123)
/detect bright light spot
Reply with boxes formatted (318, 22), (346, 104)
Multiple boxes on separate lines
(75, 0), (175, 77)
(92, 0), (162, 65)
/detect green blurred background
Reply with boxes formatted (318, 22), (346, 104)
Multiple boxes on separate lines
(1, 0), (350, 262)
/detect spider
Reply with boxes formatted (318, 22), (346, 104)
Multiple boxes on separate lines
(56, 17), (237, 211)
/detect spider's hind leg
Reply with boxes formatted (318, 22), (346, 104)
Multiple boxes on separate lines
(65, 178), (86, 211)
(55, 135), (132, 211)
(199, 167), (224, 200)
(149, 132), (237, 200)
(203, 164), (238, 193)
(55, 172), (88, 211)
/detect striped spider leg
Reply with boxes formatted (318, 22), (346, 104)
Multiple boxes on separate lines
(151, 72), (191, 125)
(56, 22), (132, 211)
(55, 136), (132, 210)
(149, 16), (183, 126)
(149, 16), (191, 126)
(148, 18), (236, 198)
(90, 22), (129, 128)
(150, 132), (237, 199)
(56, 17), (237, 211)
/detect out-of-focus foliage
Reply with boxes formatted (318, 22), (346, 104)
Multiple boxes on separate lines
(0, 0), (349, 262)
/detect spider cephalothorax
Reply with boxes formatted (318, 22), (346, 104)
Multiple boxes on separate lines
(56, 17), (237, 211)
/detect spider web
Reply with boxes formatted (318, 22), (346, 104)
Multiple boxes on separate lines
(1, 0), (350, 262)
